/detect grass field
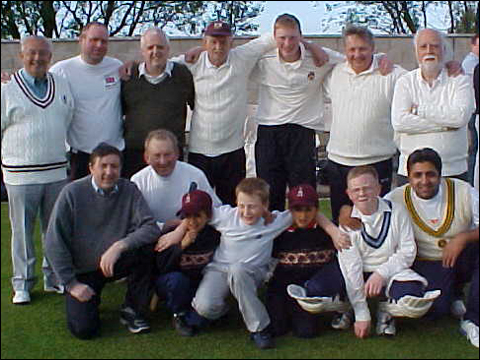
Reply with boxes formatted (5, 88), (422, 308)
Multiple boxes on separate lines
(1, 201), (479, 359)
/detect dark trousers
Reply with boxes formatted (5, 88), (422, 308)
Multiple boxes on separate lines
(155, 272), (198, 315)
(255, 124), (316, 211)
(189, 148), (246, 206)
(327, 158), (393, 223)
(465, 253), (479, 326)
(306, 259), (424, 302)
(65, 245), (155, 340)
(69, 150), (91, 181)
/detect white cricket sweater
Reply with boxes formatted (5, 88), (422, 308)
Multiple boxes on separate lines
(1, 70), (74, 185)
(50, 55), (124, 153)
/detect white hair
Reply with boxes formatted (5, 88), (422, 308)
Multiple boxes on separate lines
(413, 28), (452, 64)
(20, 35), (53, 53)
(140, 27), (170, 48)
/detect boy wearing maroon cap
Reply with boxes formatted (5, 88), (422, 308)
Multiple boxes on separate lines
(266, 184), (336, 338)
(153, 190), (220, 337)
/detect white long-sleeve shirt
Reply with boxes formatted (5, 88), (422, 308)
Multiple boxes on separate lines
(252, 44), (344, 131)
(173, 34), (276, 157)
(325, 58), (406, 166)
(392, 69), (474, 176)
(338, 198), (424, 322)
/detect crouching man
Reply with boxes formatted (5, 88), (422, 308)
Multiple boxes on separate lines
(45, 143), (161, 339)
(289, 166), (440, 338)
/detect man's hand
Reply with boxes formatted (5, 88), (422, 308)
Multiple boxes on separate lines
(1, 71), (12, 84)
(338, 205), (361, 230)
(442, 236), (468, 268)
(184, 46), (204, 64)
(354, 320), (371, 339)
(99, 241), (127, 278)
(119, 61), (134, 81)
(378, 54), (394, 76)
(302, 40), (329, 67)
(364, 272), (385, 298)
(69, 282), (96, 303)
(155, 220), (188, 253)
(445, 60), (463, 77)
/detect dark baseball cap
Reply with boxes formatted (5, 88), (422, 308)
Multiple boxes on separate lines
(204, 21), (232, 36)
(288, 185), (319, 208)
(177, 190), (213, 218)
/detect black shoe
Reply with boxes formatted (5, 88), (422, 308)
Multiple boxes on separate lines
(120, 306), (151, 334)
(250, 329), (275, 350)
(173, 313), (195, 337)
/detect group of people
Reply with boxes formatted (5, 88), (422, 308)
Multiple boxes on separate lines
(1, 13), (479, 351)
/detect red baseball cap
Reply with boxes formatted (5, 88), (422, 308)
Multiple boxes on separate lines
(204, 21), (232, 36)
(288, 185), (319, 208)
(177, 190), (213, 218)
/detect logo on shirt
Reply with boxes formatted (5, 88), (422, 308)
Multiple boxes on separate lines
(307, 72), (315, 81)
(104, 76), (118, 89)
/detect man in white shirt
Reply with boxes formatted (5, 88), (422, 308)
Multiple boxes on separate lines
(324, 25), (406, 222)
(2, 36), (74, 304)
(50, 22), (124, 180)
(121, 28), (194, 178)
(253, 14), (344, 211)
(462, 34), (479, 186)
(392, 28), (475, 185)
(131, 129), (221, 232)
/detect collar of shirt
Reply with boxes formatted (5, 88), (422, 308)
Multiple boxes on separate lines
(20, 68), (48, 98)
(91, 176), (119, 196)
(138, 61), (173, 84)
(205, 52), (231, 70)
(416, 67), (447, 89)
(276, 42), (307, 70)
(351, 197), (391, 221)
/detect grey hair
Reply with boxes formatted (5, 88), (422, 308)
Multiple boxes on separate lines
(140, 27), (170, 48)
(342, 24), (375, 48)
(20, 35), (53, 53)
(413, 28), (452, 63)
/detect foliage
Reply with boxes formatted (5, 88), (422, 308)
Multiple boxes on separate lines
(0, 1), (266, 39)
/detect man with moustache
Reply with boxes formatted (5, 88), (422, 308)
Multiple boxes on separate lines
(392, 28), (474, 185)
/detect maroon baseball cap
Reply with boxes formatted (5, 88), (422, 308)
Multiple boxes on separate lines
(204, 21), (232, 36)
(288, 185), (319, 208)
(177, 190), (213, 218)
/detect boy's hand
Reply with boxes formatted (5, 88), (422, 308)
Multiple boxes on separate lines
(332, 227), (352, 252)
(155, 220), (187, 252)
(338, 205), (361, 230)
(263, 209), (276, 225)
(181, 230), (198, 249)
(364, 272), (385, 298)
(354, 320), (371, 339)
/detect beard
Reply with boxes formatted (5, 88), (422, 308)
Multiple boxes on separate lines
(420, 55), (442, 76)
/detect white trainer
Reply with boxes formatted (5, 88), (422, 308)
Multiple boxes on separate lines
(331, 310), (354, 330)
(460, 320), (479, 348)
(44, 284), (65, 294)
(376, 311), (396, 336)
(451, 300), (467, 319)
(12, 290), (31, 305)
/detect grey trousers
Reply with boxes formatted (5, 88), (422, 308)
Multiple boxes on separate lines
(192, 263), (270, 333)
(6, 180), (67, 292)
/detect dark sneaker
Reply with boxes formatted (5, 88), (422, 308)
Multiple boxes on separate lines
(120, 306), (151, 334)
(250, 329), (275, 350)
(173, 313), (195, 337)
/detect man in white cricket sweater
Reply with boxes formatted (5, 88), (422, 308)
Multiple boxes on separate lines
(392, 28), (475, 185)
(1, 36), (74, 305)
(49, 22), (124, 180)
(325, 25), (406, 223)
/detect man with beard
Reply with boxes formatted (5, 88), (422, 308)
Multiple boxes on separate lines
(392, 28), (474, 185)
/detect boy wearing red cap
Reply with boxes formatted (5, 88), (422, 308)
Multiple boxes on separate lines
(153, 190), (220, 337)
(265, 184), (336, 338)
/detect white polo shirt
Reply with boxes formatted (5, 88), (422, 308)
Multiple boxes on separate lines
(392, 69), (474, 176)
(173, 34), (276, 157)
(252, 44), (344, 131)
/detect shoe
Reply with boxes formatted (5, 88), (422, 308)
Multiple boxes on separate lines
(460, 320), (479, 348)
(173, 313), (195, 337)
(119, 306), (151, 334)
(250, 329), (275, 350)
(451, 299), (467, 319)
(44, 284), (65, 294)
(12, 290), (31, 305)
(376, 311), (396, 337)
(331, 310), (353, 330)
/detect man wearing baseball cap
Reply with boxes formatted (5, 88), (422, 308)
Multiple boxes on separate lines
(154, 190), (220, 337)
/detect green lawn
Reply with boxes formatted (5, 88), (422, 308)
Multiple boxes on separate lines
(1, 202), (478, 359)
